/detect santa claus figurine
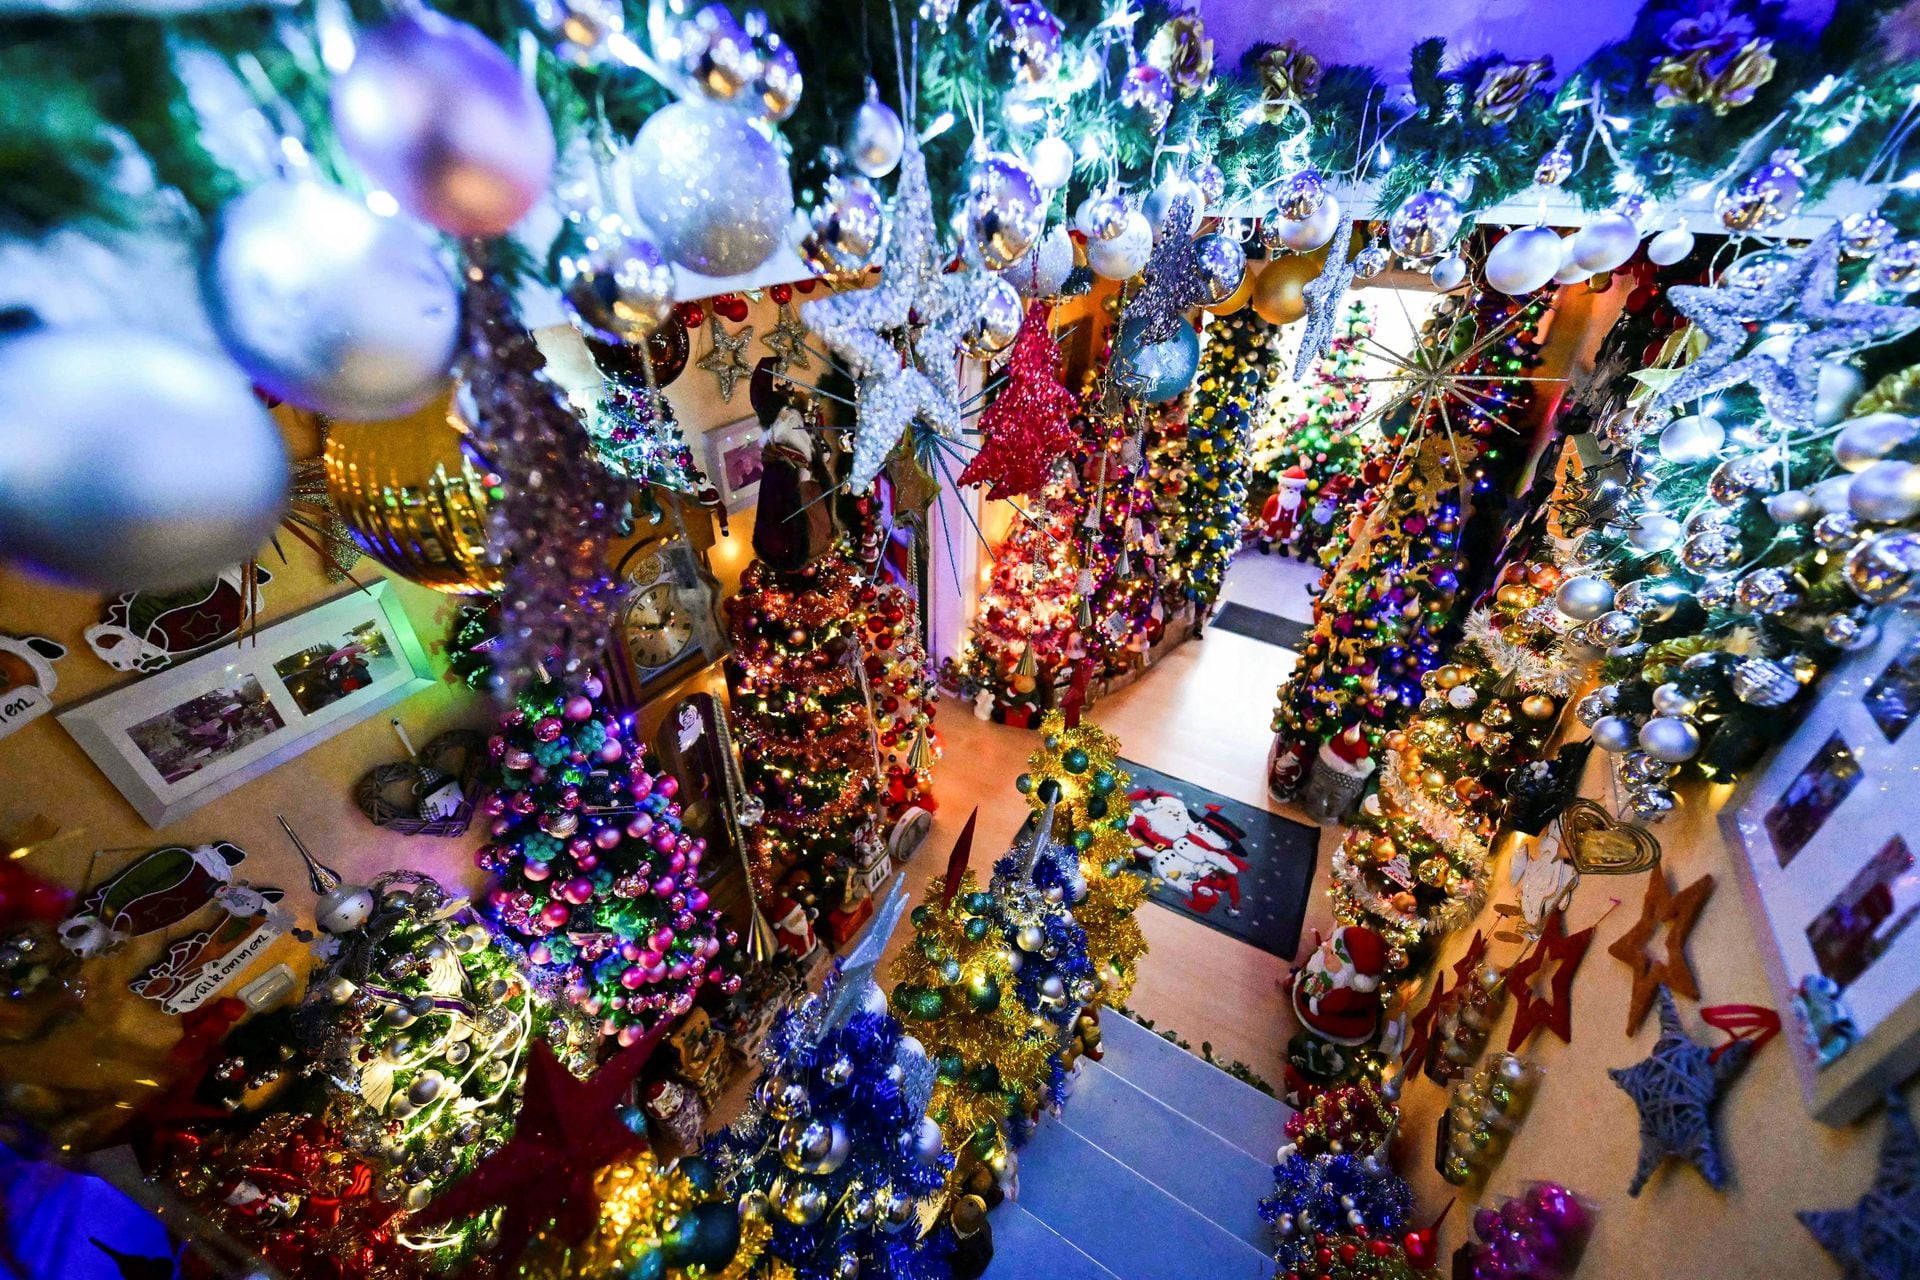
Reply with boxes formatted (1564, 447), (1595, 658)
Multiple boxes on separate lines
(1290, 924), (1389, 1046)
(1259, 466), (1310, 553)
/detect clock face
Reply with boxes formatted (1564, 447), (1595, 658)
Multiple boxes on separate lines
(624, 582), (695, 670)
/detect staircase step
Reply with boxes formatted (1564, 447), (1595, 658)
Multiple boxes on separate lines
(1014, 1117), (1273, 1280)
(1097, 1011), (1292, 1166)
(984, 1201), (1124, 1280)
(1060, 1059), (1275, 1250)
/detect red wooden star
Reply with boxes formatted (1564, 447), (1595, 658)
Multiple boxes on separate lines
(417, 1024), (667, 1258)
(1506, 909), (1595, 1051)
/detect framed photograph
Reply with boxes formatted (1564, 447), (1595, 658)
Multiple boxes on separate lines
(60, 581), (435, 827)
(705, 416), (764, 514)
(1721, 605), (1920, 1126)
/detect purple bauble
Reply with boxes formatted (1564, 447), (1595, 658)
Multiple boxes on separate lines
(599, 738), (625, 762)
(564, 694), (594, 721)
(594, 824), (623, 850)
(626, 813), (654, 839)
(331, 9), (555, 237)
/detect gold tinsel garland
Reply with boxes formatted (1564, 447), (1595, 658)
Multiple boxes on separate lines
(510, 1155), (772, 1280)
(1022, 713), (1131, 832)
(1074, 863), (1148, 1009)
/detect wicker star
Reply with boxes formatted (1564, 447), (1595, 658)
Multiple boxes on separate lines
(803, 142), (992, 489)
(1506, 908), (1595, 1051)
(1121, 196), (1203, 344)
(762, 298), (810, 373)
(1800, 1094), (1920, 1280)
(1609, 987), (1755, 1196)
(1293, 215), (1359, 380)
(696, 314), (754, 401)
(1652, 226), (1920, 431)
(1607, 868), (1715, 1035)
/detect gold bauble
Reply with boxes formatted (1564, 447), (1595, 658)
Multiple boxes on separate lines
(1206, 269), (1255, 315)
(1494, 583), (1539, 610)
(1250, 253), (1321, 325)
(1433, 666), (1464, 690)
(322, 394), (500, 593)
(1520, 694), (1557, 720)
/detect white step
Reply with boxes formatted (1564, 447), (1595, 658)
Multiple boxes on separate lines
(984, 1201), (1124, 1280)
(1096, 1011), (1293, 1165)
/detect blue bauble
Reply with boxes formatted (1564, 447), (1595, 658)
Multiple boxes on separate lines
(1112, 315), (1198, 402)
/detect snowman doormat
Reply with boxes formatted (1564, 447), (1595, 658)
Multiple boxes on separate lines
(1121, 758), (1319, 959)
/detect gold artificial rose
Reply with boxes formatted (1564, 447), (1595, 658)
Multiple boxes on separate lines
(1650, 38), (1776, 113)
(1254, 41), (1323, 119)
(1472, 58), (1551, 127)
(1149, 16), (1214, 97)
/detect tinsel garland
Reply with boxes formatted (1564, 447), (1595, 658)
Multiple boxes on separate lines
(1374, 753), (1492, 869)
(1458, 608), (1582, 698)
(509, 1155), (769, 1280)
(1071, 862), (1148, 1010)
(1261, 1153), (1414, 1273)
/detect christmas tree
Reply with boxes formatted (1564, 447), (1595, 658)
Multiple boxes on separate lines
(1171, 310), (1279, 616)
(510, 1152), (767, 1280)
(714, 884), (954, 1280)
(956, 300), (1077, 501)
(584, 358), (715, 501)
(726, 548), (883, 915)
(1075, 367), (1168, 681)
(476, 673), (734, 1046)
(1265, 301), (1376, 562)
(855, 571), (940, 821)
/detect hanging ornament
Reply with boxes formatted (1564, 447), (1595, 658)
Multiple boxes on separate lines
(1570, 210), (1641, 273)
(1637, 716), (1701, 763)
(1658, 414), (1725, 464)
(957, 301), (1075, 499)
(1291, 215), (1359, 377)
(762, 298), (809, 373)
(1001, 1), (1063, 85)
(966, 150), (1045, 271)
(1387, 189), (1462, 261)
(629, 99), (793, 276)
(1534, 139), (1574, 187)
(961, 278), (1024, 359)
(1554, 240), (1593, 286)
(1251, 254), (1315, 325)
(1840, 210), (1895, 260)
(1026, 135), (1073, 191)
(331, 9), (555, 238)
(1850, 461), (1920, 524)
(1112, 315), (1198, 403)
(1274, 169), (1326, 220)
(1266, 192), (1341, 253)
(1121, 197), (1207, 343)
(744, 10), (802, 122)
(1608, 988), (1763, 1195)
(1192, 234), (1247, 306)
(1075, 191), (1129, 242)
(1087, 210), (1153, 280)
(0, 327), (287, 592)
(1484, 226), (1564, 295)
(1431, 254), (1468, 290)
(523, 0), (625, 65)
(847, 80), (905, 179)
(1647, 225), (1696, 266)
(794, 172), (883, 280)
(1716, 148), (1805, 233)
(559, 215), (677, 346)
(1553, 576), (1616, 621)
(204, 178), (459, 420)
(1005, 224), (1074, 298)
(1143, 170), (1205, 237)
(1847, 530), (1920, 603)
(655, 3), (758, 103)
(1192, 159), (1226, 209)
(1121, 63), (1174, 134)
(1835, 414), (1920, 471)
(696, 313), (754, 401)
(1874, 241), (1920, 294)
(1352, 237), (1390, 279)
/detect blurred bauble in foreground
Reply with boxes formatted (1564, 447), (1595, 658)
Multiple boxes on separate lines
(0, 327), (288, 591)
(1112, 314), (1198, 403)
(629, 98), (793, 276)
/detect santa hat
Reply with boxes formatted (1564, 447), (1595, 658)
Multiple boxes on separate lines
(1281, 465), (1308, 481)
(1195, 804), (1247, 848)
(1339, 925), (1387, 990)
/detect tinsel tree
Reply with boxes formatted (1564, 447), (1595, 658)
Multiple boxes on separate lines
(508, 1152), (767, 1280)
(713, 885), (954, 1280)
(854, 571), (940, 820)
(1273, 291), (1546, 750)
(461, 250), (629, 695)
(1260, 1091), (1438, 1280)
(956, 300), (1078, 501)
(1171, 309), (1279, 616)
(1268, 301), (1377, 562)
(584, 362), (714, 500)
(725, 547), (883, 913)
(476, 673), (735, 1046)
(296, 872), (594, 1269)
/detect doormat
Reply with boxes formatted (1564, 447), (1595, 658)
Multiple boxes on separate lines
(1211, 603), (1311, 651)
(1120, 757), (1319, 960)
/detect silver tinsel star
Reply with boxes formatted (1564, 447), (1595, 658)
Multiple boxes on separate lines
(804, 142), (992, 489)
(1293, 215), (1359, 380)
(818, 874), (909, 1035)
(1122, 196), (1202, 343)
(696, 314), (753, 401)
(1608, 986), (1755, 1196)
(762, 298), (810, 372)
(1653, 225), (1920, 431)
(1800, 1094), (1920, 1280)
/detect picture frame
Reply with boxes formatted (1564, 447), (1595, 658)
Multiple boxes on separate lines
(59, 580), (436, 827)
(1720, 604), (1920, 1126)
(705, 415), (764, 515)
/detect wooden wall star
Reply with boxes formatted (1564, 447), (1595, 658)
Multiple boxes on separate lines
(1506, 908), (1596, 1050)
(1607, 868), (1715, 1035)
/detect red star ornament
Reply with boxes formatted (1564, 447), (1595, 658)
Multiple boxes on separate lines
(956, 301), (1076, 500)
(1607, 868), (1715, 1034)
(1505, 909), (1596, 1051)
(416, 1023), (667, 1259)
(1404, 931), (1487, 1073)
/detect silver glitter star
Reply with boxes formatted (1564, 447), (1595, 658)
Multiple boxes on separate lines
(804, 142), (993, 489)
(1292, 215), (1359, 380)
(1653, 225), (1920, 431)
(696, 314), (753, 401)
(1122, 196), (1203, 343)
(762, 298), (810, 372)
(818, 874), (909, 1035)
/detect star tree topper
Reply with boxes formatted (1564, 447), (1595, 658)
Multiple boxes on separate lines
(804, 142), (993, 490)
(1800, 1094), (1920, 1280)
(1608, 987), (1755, 1196)
(1293, 215), (1360, 380)
(1652, 225), (1920, 431)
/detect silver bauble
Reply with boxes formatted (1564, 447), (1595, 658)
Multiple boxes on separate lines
(779, 1117), (852, 1175)
(668, 4), (759, 103)
(746, 15), (802, 122)
(1765, 489), (1819, 524)
(967, 151), (1044, 270)
(1388, 190), (1462, 261)
(1585, 611), (1642, 648)
(1657, 414), (1724, 465)
(1811, 474), (1859, 517)
(1143, 172), (1205, 237)
(1823, 610), (1880, 651)
(1570, 211), (1640, 273)
(1686, 505), (1740, 537)
(1121, 63), (1174, 134)
(1591, 715), (1637, 753)
(1002, 1), (1063, 85)
(1724, 248), (1794, 291)
(1016, 924), (1046, 952)
(908, 1115), (944, 1165)
(1849, 460), (1920, 524)
(1651, 682), (1700, 717)
(1353, 242), (1391, 279)
(629, 99), (793, 276)
(1709, 454), (1777, 504)
(205, 179), (459, 421)
(1816, 361), (1868, 428)
(1627, 513), (1683, 554)
(767, 1077), (811, 1120)
(961, 278), (1024, 359)
(1553, 242), (1594, 286)
(1680, 529), (1743, 573)
(1484, 226), (1564, 296)
(1431, 255), (1468, 291)
(1088, 211), (1153, 280)
(1268, 193), (1342, 253)
(1841, 210), (1895, 260)
(1834, 413), (1919, 473)
(522, 0), (624, 65)
(558, 217), (676, 344)
(1027, 135), (1074, 191)
(1815, 512), (1864, 550)
(1846, 530), (1920, 604)
(1716, 148), (1804, 232)
(1005, 224), (1074, 298)
(1574, 693), (1609, 727)
(1534, 140), (1573, 187)
(1274, 169), (1326, 221)
(847, 83), (905, 179)
(1627, 788), (1678, 823)
(1076, 191), (1130, 242)
(1614, 577), (1683, 622)
(772, 1177), (829, 1226)
(1729, 657), (1801, 707)
(794, 173), (883, 278)
(1735, 566), (1802, 615)
(1646, 226), (1695, 266)
(1625, 751), (1677, 784)
(1193, 160), (1226, 208)
(879, 1187), (917, 1232)
(317, 883), (378, 934)
(1039, 974), (1066, 1004)
(331, 9), (555, 239)
(1637, 716), (1701, 764)
(1695, 574), (1739, 610)
(1193, 234), (1247, 306)
(1554, 575), (1616, 621)
(0, 327), (288, 592)
(1873, 241), (1920, 294)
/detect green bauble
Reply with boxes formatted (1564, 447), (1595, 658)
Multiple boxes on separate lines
(969, 1062), (1002, 1092)
(964, 891), (994, 915)
(624, 1244), (666, 1280)
(1063, 746), (1090, 774)
(1091, 771), (1116, 796)
(1015, 772), (1034, 794)
(1073, 830), (1093, 851)
(911, 904), (931, 928)
(966, 974), (1001, 1013)
(678, 1156), (720, 1195)
(1085, 796), (1109, 820)
(664, 1202), (741, 1270)
(1036, 778), (1063, 803)
(970, 1120), (1000, 1152)
(936, 1050), (965, 1081)
(963, 916), (991, 942)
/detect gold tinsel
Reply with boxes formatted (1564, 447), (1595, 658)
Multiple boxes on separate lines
(1075, 863), (1148, 1009)
(1023, 712), (1131, 832)
(510, 1154), (770, 1280)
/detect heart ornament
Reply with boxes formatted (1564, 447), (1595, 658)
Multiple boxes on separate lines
(1559, 798), (1661, 876)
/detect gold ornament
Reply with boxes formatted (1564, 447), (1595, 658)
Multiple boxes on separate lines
(1520, 694), (1557, 720)
(1250, 253), (1319, 325)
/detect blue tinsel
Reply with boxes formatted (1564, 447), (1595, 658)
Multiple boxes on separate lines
(1258, 1153), (1413, 1269)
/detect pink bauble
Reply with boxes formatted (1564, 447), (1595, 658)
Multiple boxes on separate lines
(721, 974), (742, 994)
(688, 889), (710, 912)
(583, 995), (603, 1015)
(656, 774), (678, 798)
(649, 927), (675, 951)
(602, 1017), (621, 1036)
(635, 862), (653, 880)
(668, 853), (687, 875)
(568, 835), (592, 857)
(569, 751), (587, 765)
(559, 785), (581, 809)
(488, 887), (513, 909)
(620, 966), (646, 990)
(528, 765), (548, 784)
(487, 733), (507, 757)
(522, 861), (551, 882)
(654, 876), (677, 896)
(577, 852), (599, 872)
(528, 942), (551, 964)
(690, 837), (707, 855)
(621, 941), (642, 961)
(563, 695), (593, 721)
(646, 962), (668, 983)
(668, 960), (688, 979)
(532, 716), (563, 742)
(630, 772), (654, 799)
(481, 793), (506, 816)
(616, 1023), (644, 1047)
(701, 936), (720, 958)
(560, 877), (595, 905)
(594, 824), (622, 850)
(670, 894), (688, 912)
(670, 992), (693, 1016)
(538, 901), (570, 928)
(689, 956), (707, 976)
(652, 829), (676, 853)
(626, 814), (654, 839)
(508, 791), (537, 815)
(583, 675), (603, 697)
(599, 738), (624, 762)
